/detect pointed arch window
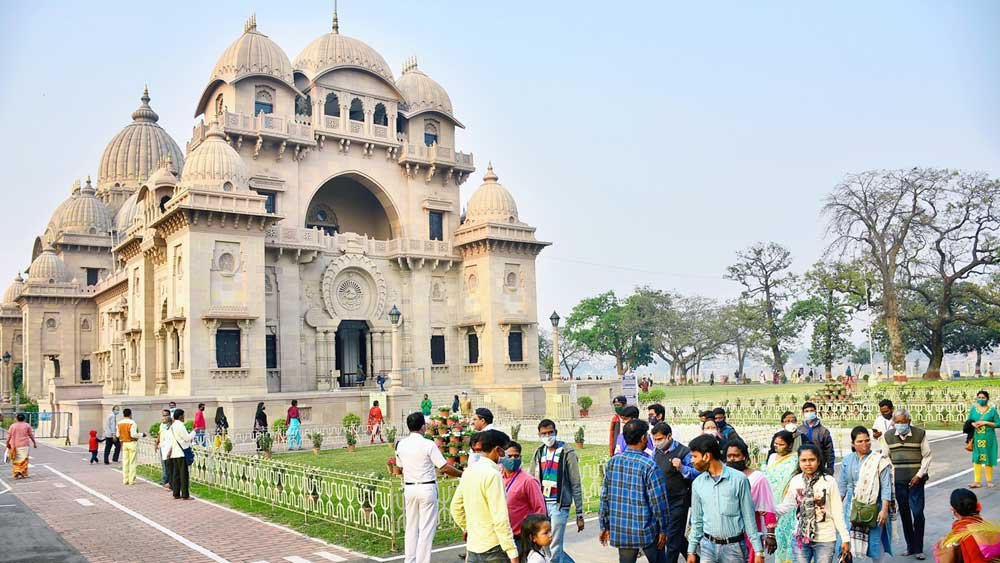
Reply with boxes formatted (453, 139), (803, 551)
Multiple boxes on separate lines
(255, 87), (274, 115)
(349, 98), (364, 122)
(373, 103), (388, 126)
(424, 120), (439, 147)
(324, 93), (340, 116)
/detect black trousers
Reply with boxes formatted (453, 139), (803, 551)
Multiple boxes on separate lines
(169, 457), (190, 498)
(619, 543), (665, 563)
(664, 496), (690, 562)
(103, 437), (120, 463)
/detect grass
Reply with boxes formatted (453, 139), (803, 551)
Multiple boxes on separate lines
(655, 382), (825, 403)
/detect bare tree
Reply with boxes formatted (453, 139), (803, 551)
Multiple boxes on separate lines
(725, 242), (799, 373)
(822, 168), (949, 374)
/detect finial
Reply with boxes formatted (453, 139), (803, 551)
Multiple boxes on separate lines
(484, 162), (498, 182)
(332, 0), (339, 33)
(402, 56), (418, 74)
(71, 178), (81, 195)
(141, 85), (150, 104)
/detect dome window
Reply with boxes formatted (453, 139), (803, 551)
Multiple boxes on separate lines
(373, 103), (388, 126)
(424, 120), (439, 147)
(223, 182), (233, 192)
(324, 93), (340, 117)
(349, 98), (365, 122)
(254, 87), (274, 115)
(215, 94), (225, 117)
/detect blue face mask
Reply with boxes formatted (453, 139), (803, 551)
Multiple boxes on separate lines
(804, 411), (817, 422)
(896, 423), (910, 435)
(500, 457), (521, 472)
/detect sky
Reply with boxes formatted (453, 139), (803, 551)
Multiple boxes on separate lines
(1, 1), (998, 337)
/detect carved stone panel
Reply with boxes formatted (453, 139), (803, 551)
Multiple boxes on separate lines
(320, 254), (387, 321)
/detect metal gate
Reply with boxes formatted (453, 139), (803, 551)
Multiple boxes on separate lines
(0, 410), (74, 439)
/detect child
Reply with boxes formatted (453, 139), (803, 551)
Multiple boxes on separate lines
(88, 429), (103, 464)
(519, 513), (552, 563)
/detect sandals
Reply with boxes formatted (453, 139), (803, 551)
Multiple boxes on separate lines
(970, 483), (983, 488)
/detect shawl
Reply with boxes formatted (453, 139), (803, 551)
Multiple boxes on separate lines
(937, 516), (1000, 563)
(796, 473), (824, 544)
(848, 452), (894, 556)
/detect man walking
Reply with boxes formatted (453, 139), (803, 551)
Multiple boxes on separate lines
(155, 409), (172, 489)
(528, 419), (584, 563)
(609, 395), (626, 456)
(103, 405), (120, 464)
(651, 422), (699, 562)
(599, 419), (670, 563)
(797, 401), (835, 474)
(397, 412), (462, 563)
(501, 441), (546, 544)
(686, 435), (763, 563)
(117, 408), (144, 485)
(451, 429), (518, 563)
(193, 403), (207, 447)
(871, 399), (895, 448)
(884, 408), (932, 560)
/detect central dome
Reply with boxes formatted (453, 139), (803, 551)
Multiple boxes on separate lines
(97, 88), (185, 192)
(293, 17), (395, 85)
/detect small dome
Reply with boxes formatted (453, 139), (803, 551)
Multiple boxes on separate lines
(28, 247), (70, 284)
(59, 177), (114, 235)
(115, 191), (140, 232)
(211, 17), (294, 87)
(179, 122), (249, 191)
(98, 88), (185, 191)
(3, 274), (24, 304)
(397, 57), (457, 122)
(147, 157), (180, 188)
(293, 18), (395, 85)
(465, 164), (519, 225)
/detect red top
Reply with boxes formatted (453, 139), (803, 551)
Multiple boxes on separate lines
(368, 407), (383, 426)
(608, 414), (622, 457)
(193, 410), (206, 430)
(503, 469), (547, 536)
(88, 430), (99, 450)
(5, 421), (35, 449)
(286, 406), (300, 425)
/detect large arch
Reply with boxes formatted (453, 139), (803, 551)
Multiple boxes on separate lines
(304, 171), (402, 240)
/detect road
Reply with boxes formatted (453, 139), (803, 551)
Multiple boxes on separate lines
(1, 432), (996, 563)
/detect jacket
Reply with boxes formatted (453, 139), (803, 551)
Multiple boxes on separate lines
(528, 441), (584, 515)
(88, 430), (99, 450)
(797, 420), (835, 474)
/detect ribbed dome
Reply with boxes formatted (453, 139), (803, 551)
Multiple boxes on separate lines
(211, 18), (294, 87)
(397, 58), (455, 119)
(465, 164), (519, 225)
(179, 122), (249, 191)
(3, 274), (24, 304)
(28, 247), (70, 284)
(59, 178), (114, 235)
(147, 158), (179, 188)
(115, 191), (140, 232)
(294, 24), (395, 85)
(97, 88), (185, 191)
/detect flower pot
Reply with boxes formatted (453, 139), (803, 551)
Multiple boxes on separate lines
(347, 445), (356, 452)
(459, 454), (469, 465)
(448, 445), (459, 455)
(434, 438), (444, 448)
(437, 427), (449, 437)
(312, 447), (320, 456)
(449, 435), (461, 444)
(574, 442), (584, 450)
(579, 409), (589, 418)
(446, 418), (455, 427)
(263, 450), (272, 459)
(390, 465), (403, 476)
(448, 456), (459, 465)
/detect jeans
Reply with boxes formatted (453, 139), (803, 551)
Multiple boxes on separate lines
(698, 537), (746, 563)
(619, 543), (666, 563)
(466, 545), (507, 563)
(194, 429), (206, 447)
(794, 541), (836, 563)
(664, 496), (690, 562)
(547, 502), (575, 563)
(161, 459), (170, 485)
(895, 479), (926, 554)
(89, 450), (98, 463)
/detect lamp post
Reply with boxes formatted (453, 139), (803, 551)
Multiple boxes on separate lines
(1, 351), (9, 404)
(549, 311), (561, 381)
(389, 305), (402, 389)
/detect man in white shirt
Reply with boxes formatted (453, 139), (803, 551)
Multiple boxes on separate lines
(154, 409), (173, 489)
(871, 399), (895, 452)
(397, 412), (463, 563)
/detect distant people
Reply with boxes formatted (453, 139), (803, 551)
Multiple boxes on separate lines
(651, 422), (699, 563)
(609, 395), (626, 457)
(686, 434), (763, 563)
(966, 390), (998, 488)
(726, 439), (776, 563)
(885, 408), (932, 560)
(286, 399), (302, 450)
(838, 426), (893, 563)
(709, 373), (715, 386)
(648, 403), (665, 426)
(934, 488), (1000, 562)
(798, 402), (835, 475)
(460, 392), (473, 418)
(452, 394), (460, 414)
(528, 419), (585, 563)
(156, 409), (173, 488)
(193, 403), (207, 447)
(599, 419), (669, 563)
(214, 406), (229, 443)
(168, 401), (177, 417)
(776, 444), (849, 563)
(104, 405), (121, 464)
(397, 412), (462, 563)
(501, 441), (546, 544)
(451, 429), (518, 563)
(5, 413), (36, 479)
(871, 399), (895, 443)
(369, 400), (385, 444)
(713, 407), (737, 441)
(376, 372), (386, 392)
(421, 394), (433, 416)
(698, 410), (713, 424)
(253, 402), (268, 452)
(88, 429), (102, 464)
(167, 409), (193, 499)
(117, 408), (144, 485)
(763, 430), (798, 563)
(520, 513), (554, 563)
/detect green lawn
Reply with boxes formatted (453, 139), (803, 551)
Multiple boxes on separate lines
(656, 382), (825, 403)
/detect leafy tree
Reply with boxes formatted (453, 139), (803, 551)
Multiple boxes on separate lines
(634, 288), (727, 382)
(945, 310), (1000, 375)
(538, 329), (554, 374)
(849, 345), (871, 374)
(565, 290), (654, 375)
(725, 242), (801, 373)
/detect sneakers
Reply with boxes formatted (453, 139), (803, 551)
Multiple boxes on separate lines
(915, 554), (926, 560)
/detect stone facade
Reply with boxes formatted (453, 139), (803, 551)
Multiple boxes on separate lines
(2, 12), (554, 438)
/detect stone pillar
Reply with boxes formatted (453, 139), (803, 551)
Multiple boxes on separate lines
(315, 329), (326, 378)
(341, 103), (349, 132)
(391, 324), (402, 389)
(1, 361), (9, 403)
(366, 331), (374, 381)
(328, 328), (337, 378)
(154, 330), (167, 394)
(551, 324), (561, 380)
(205, 320), (220, 369)
(177, 325), (185, 370)
(237, 320), (252, 369)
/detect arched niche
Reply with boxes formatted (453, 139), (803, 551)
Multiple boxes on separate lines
(304, 172), (401, 240)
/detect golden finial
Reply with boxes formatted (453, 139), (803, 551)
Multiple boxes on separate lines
(332, 0), (340, 33)
(484, 162), (498, 182)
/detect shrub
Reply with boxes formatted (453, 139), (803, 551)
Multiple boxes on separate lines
(647, 388), (667, 403)
(258, 432), (273, 452)
(148, 422), (162, 438)
(574, 426), (585, 445)
(272, 419), (287, 435)
(577, 396), (593, 411)
(510, 422), (521, 441)
(307, 431), (323, 449)
(638, 391), (651, 404)
(386, 425), (398, 444)
(342, 413), (361, 428)
(223, 437), (233, 452)
(184, 420), (194, 432)
(345, 427), (358, 447)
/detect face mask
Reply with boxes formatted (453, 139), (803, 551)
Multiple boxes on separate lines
(784, 423), (797, 433)
(896, 423), (910, 435)
(716, 420), (726, 429)
(978, 399), (989, 406)
(804, 411), (817, 422)
(542, 435), (557, 448)
(653, 438), (668, 450)
(500, 457), (522, 472)
(882, 412), (893, 420)
(648, 416), (659, 426)
(614, 406), (623, 415)
(704, 430), (720, 438)
(727, 460), (747, 471)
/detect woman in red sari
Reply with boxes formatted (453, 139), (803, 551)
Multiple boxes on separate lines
(368, 400), (384, 444)
(935, 488), (1000, 563)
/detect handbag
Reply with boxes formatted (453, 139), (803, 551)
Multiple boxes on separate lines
(849, 498), (879, 527)
(183, 446), (194, 466)
(839, 551), (853, 563)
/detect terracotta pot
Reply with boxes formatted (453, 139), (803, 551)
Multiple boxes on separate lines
(449, 445), (459, 455)
(575, 442), (584, 450)
(579, 409), (589, 418)
(390, 465), (403, 476)
(312, 447), (320, 456)
(347, 445), (356, 452)
(438, 427), (449, 437)
(434, 438), (445, 448)
(459, 455), (469, 465)
(450, 435), (461, 444)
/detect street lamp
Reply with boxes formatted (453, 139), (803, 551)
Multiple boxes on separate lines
(389, 305), (401, 326)
(550, 311), (561, 380)
(389, 305), (402, 389)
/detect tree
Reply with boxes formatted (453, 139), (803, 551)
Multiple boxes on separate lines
(823, 168), (950, 374)
(719, 299), (766, 379)
(790, 261), (869, 379)
(725, 242), (800, 373)
(634, 288), (727, 382)
(849, 345), (871, 375)
(945, 307), (1000, 375)
(565, 290), (654, 375)
(557, 329), (592, 378)
(538, 329), (554, 375)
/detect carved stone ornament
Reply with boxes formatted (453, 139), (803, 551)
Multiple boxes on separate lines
(321, 254), (386, 320)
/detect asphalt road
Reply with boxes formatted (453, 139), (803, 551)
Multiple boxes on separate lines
(0, 478), (87, 563)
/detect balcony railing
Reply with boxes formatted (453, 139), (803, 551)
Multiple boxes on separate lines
(264, 228), (457, 259)
(397, 143), (475, 171)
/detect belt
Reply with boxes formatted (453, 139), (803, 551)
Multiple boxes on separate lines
(704, 533), (743, 545)
(404, 480), (437, 486)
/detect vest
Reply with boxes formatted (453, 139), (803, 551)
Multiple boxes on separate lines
(654, 442), (693, 502)
(117, 420), (136, 443)
(884, 426), (926, 483)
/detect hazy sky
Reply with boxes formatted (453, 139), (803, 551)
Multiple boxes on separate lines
(1, 1), (998, 324)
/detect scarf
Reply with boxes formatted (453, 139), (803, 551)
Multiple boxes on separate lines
(848, 452), (894, 556)
(939, 516), (1000, 563)
(796, 473), (824, 544)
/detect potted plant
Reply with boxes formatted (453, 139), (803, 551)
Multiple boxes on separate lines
(439, 406), (451, 417)
(577, 395), (593, 417)
(449, 432), (461, 444)
(434, 435), (445, 448)
(388, 457), (403, 476)
(272, 419), (287, 443)
(386, 425), (397, 447)
(223, 437), (233, 453)
(345, 428), (358, 452)
(437, 424), (450, 437)
(448, 453), (460, 465)
(307, 431), (323, 455)
(510, 422), (521, 441)
(573, 426), (585, 450)
(448, 442), (460, 455)
(458, 449), (469, 465)
(259, 432), (274, 459)
(462, 429), (474, 445)
(449, 414), (461, 426)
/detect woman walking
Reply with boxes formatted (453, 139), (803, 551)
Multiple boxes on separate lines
(966, 390), (999, 488)
(253, 402), (268, 452)
(286, 400), (302, 450)
(726, 439), (777, 562)
(764, 430), (799, 563)
(776, 444), (849, 563)
(4, 413), (36, 479)
(838, 426), (893, 562)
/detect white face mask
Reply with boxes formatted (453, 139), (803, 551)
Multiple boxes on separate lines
(652, 438), (668, 450)
(703, 430), (720, 438)
(785, 423), (797, 433)
(542, 435), (557, 448)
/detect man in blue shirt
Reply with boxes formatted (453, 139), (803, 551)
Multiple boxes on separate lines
(651, 423), (699, 563)
(686, 434), (763, 563)
(600, 419), (669, 563)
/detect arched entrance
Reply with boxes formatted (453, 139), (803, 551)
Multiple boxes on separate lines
(305, 173), (400, 239)
(336, 320), (369, 387)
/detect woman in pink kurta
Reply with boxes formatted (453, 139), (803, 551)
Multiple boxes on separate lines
(5, 414), (37, 479)
(726, 439), (777, 563)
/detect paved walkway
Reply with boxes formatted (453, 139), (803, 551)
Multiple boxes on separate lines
(4, 442), (360, 563)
